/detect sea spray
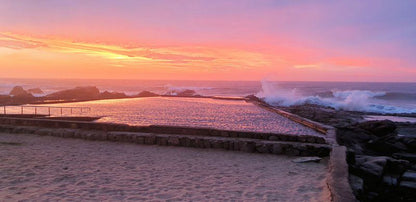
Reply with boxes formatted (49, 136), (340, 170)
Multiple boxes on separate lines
(256, 80), (416, 114)
(164, 84), (213, 95)
(255, 80), (303, 106)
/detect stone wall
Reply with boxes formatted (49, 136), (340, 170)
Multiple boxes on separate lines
(0, 109), (355, 201)
(0, 117), (326, 144)
(250, 101), (331, 134)
(0, 124), (331, 157)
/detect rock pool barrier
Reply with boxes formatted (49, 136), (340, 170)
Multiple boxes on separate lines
(0, 106), (355, 201)
(0, 120), (330, 157)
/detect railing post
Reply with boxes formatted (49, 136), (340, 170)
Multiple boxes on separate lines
(0, 105), (89, 116)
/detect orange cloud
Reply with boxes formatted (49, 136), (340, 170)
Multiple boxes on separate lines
(1, 32), (414, 82)
(0, 32), (272, 71)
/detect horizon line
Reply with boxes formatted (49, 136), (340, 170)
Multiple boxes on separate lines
(1, 77), (416, 84)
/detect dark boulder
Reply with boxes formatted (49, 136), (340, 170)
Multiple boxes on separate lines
(353, 155), (410, 180)
(46, 86), (100, 100)
(354, 155), (388, 179)
(358, 120), (397, 137)
(367, 134), (409, 155)
(349, 175), (364, 198)
(336, 127), (375, 154)
(399, 171), (416, 192)
(393, 153), (416, 162)
(400, 136), (416, 151)
(288, 104), (361, 127)
(402, 171), (416, 182)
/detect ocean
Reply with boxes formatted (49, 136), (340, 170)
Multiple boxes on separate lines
(1, 78), (416, 114)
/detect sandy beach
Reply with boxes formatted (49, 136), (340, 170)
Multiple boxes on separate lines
(0, 132), (329, 201)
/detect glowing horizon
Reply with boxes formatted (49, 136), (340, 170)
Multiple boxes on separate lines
(1, 0), (415, 82)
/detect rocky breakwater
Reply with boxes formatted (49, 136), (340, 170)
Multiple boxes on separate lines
(338, 120), (416, 201)
(245, 95), (416, 201)
(284, 104), (416, 201)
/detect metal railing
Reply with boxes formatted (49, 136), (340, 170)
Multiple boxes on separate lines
(1, 105), (91, 116)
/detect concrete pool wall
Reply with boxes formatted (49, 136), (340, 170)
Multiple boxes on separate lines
(0, 117), (330, 157)
(0, 104), (355, 201)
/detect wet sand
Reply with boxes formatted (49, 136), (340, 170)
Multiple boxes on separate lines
(0, 133), (329, 201)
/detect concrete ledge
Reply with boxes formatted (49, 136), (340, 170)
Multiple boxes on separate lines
(247, 102), (354, 201)
(250, 101), (330, 134)
(326, 146), (356, 202)
(0, 117), (327, 144)
(0, 125), (331, 157)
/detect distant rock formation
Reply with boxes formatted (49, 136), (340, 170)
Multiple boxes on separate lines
(9, 86), (33, 97)
(136, 91), (159, 97)
(1, 86), (142, 105)
(100, 91), (128, 99)
(45, 86), (100, 100)
(27, 88), (44, 94)
(166, 89), (200, 97)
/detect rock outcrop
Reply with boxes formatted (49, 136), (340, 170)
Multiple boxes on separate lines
(358, 120), (397, 137)
(9, 86), (33, 97)
(266, 99), (416, 201)
(136, 91), (158, 97)
(5, 86), (37, 104)
(1, 86), (158, 105)
(45, 86), (101, 100)
(100, 91), (127, 99)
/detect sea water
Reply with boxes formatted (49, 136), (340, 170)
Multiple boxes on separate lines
(31, 97), (322, 136)
(1, 78), (415, 114)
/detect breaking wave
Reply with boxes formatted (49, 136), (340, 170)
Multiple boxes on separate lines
(164, 84), (213, 95)
(256, 80), (416, 114)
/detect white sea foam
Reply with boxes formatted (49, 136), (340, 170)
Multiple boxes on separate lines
(256, 80), (416, 114)
(164, 84), (213, 95)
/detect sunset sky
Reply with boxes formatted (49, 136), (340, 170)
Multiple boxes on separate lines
(1, 0), (415, 81)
